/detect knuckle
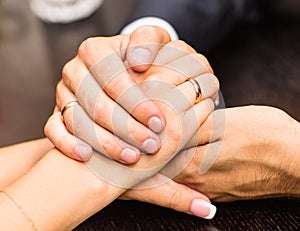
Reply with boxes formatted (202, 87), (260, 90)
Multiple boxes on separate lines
(93, 100), (106, 118)
(128, 122), (147, 143)
(196, 54), (213, 73)
(78, 37), (95, 58)
(171, 40), (192, 53)
(101, 137), (116, 156)
(55, 81), (63, 105)
(212, 74), (220, 91)
(62, 60), (73, 81)
(128, 122), (137, 138)
(78, 37), (105, 59)
(103, 77), (118, 94)
(61, 60), (77, 93)
(205, 73), (220, 91)
(168, 190), (184, 211)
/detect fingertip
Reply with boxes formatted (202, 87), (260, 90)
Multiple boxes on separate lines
(148, 116), (165, 134)
(73, 139), (93, 162)
(131, 64), (152, 73)
(131, 100), (165, 134)
(120, 148), (140, 164)
(141, 137), (161, 154)
(189, 198), (217, 219)
(144, 106), (166, 134)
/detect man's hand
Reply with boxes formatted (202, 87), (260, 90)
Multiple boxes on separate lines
(44, 27), (220, 219)
(170, 106), (300, 201)
(121, 173), (216, 219)
(45, 26), (172, 162)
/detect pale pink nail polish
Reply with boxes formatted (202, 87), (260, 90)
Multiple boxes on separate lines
(190, 199), (217, 219)
(75, 143), (93, 161)
(120, 148), (139, 163)
(148, 116), (164, 133)
(142, 138), (160, 154)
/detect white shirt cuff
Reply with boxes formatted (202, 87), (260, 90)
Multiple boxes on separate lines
(120, 17), (179, 41)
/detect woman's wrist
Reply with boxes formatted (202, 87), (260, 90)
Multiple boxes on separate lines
(2, 149), (125, 230)
(0, 138), (54, 190)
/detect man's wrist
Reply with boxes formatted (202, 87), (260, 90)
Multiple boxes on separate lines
(288, 120), (300, 196)
(280, 118), (300, 197)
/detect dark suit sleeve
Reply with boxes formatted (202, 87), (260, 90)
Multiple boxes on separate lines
(124, 0), (272, 53)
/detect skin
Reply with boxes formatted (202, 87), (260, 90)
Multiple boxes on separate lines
(0, 30), (220, 229)
(173, 106), (300, 201)
(46, 25), (300, 202)
(45, 26), (217, 164)
(0, 141), (212, 229)
(47, 36), (219, 187)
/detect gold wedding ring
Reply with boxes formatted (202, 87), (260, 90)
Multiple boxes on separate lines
(186, 78), (202, 104)
(61, 101), (80, 119)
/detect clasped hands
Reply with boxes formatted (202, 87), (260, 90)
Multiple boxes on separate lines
(45, 26), (219, 219)
(44, 25), (300, 220)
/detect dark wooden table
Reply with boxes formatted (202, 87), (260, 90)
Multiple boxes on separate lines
(0, 0), (299, 230)
(75, 199), (300, 230)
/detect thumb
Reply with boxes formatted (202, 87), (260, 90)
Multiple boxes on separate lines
(120, 173), (217, 219)
(126, 25), (171, 72)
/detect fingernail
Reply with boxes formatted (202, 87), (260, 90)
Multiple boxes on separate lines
(132, 48), (151, 65)
(120, 148), (139, 163)
(148, 116), (164, 133)
(190, 199), (217, 219)
(75, 142), (93, 161)
(142, 138), (160, 154)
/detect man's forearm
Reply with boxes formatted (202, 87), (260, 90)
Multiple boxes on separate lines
(286, 119), (300, 196)
(260, 114), (300, 198)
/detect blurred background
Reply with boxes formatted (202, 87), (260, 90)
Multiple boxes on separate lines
(1, 0), (300, 147)
(0, 0), (135, 146)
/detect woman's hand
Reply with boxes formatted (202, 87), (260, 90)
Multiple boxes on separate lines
(49, 40), (218, 188)
(170, 106), (300, 201)
(45, 26), (172, 163)
(45, 26), (219, 165)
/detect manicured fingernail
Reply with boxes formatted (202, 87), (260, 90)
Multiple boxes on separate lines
(190, 199), (217, 219)
(120, 148), (139, 163)
(142, 138), (160, 154)
(132, 48), (151, 65)
(75, 142), (93, 161)
(148, 116), (164, 133)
